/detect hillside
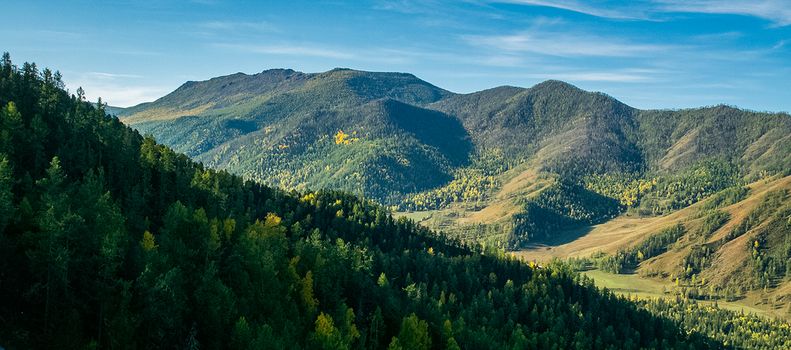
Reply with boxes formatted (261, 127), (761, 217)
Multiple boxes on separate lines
(119, 66), (791, 314)
(119, 69), (463, 203)
(21, 54), (791, 349)
(518, 174), (791, 319)
(429, 80), (642, 175)
(119, 69), (790, 249)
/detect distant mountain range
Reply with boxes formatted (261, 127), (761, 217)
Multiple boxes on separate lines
(111, 67), (791, 315)
(115, 68), (791, 249)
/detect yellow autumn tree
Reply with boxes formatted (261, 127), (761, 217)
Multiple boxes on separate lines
(140, 230), (158, 252)
(334, 130), (358, 145)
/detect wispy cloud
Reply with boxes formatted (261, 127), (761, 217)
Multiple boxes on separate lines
(656, 0), (791, 27)
(86, 72), (144, 79)
(86, 85), (173, 108)
(453, 68), (664, 82)
(497, 0), (791, 26)
(494, 0), (654, 20)
(535, 70), (659, 82)
(213, 43), (356, 59)
(200, 20), (277, 32)
(210, 43), (433, 65)
(373, 0), (445, 14)
(464, 30), (675, 57)
(691, 31), (744, 42)
(67, 72), (172, 107)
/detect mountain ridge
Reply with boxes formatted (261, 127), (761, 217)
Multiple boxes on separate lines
(10, 53), (757, 349)
(116, 68), (791, 253)
(3, 53), (791, 348)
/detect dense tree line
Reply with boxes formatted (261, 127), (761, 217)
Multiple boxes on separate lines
(130, 71), (468, 206)
(0, 54), (736, 349)
(508, 180), (621, 249)
(636, 297), (791, 349)
(679, 189), (789, 290)
(583, 173), (656, 207)
(695, 186), (749, 213)
(398, 168), (497, 211)
(637, 160), (740, 215)
(746, 189), (790, 289)
(592, 224), (686, 274)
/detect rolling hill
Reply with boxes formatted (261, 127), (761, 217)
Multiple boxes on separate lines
(117, 68), (791, 248)
(116, 67), (791, 321)
(120, 69), (464, 203)
(518, 174), (791, 318)
(14, 53), (791, 349)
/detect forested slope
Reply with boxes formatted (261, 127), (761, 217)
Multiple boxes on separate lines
(2, 53), (768, 349)
(121, 69), (464, 203)
(119, 68), (791, 252)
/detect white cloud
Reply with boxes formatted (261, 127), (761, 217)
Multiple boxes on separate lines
(373, 0), (444, 14)
(493, 0), (791, 26)
(71, 83), (172, 108)
(656, 0), (791, 27)
(213, 43), (356, 59)
(86, 72), (144, 79)
(528, 68), (663, 82)
(691, 31), (744, 42)
(495, 0), (653, 20)
(536, 70), (657, 82)
(200, 20), (277, 32)
(464, 31), (675, 57)
(210, 43), (430, 65)
(67, 72), (172, 107)
(433, 68), (663, 83)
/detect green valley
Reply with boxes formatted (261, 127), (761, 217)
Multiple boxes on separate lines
(6, 0), (791, 348)
(115, 66), (791, 326)
(3, 51), (791, 349)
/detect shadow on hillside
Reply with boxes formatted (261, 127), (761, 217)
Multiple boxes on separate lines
(523, 224), (595, 248)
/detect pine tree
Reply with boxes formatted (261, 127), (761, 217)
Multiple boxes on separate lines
(393, 314), (431, 350)
(0, 155), (14, 232)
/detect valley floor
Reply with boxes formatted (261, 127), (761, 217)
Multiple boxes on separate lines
(581, 269), (790, 320)
(515, 174), (791, 321)
(399, 173), (791, 321)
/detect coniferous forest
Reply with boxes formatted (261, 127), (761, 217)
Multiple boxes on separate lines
(1, 54), (791, 350)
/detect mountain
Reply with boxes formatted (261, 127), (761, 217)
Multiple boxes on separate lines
(519, 173), (791, 317)
(119, 69), (463, 203)
(119, 69), (791, 247)
(13, 54), (791, 349)
(118, 67), (791, 320)
(429, 80), (642, 175)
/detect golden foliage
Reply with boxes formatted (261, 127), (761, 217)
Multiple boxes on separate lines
(584, 174), (657, 207)
(334, 130), (358, 145)
(301, 192), (317, 203)
(400, 169), (497, 211)
(264, 212), (282, 228)
(140, 230), (158, 252)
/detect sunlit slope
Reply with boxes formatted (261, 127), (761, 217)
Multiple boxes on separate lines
(119, 69), (791, 250)
(120, 69), (464, 202)
(518, 175), (791, 308)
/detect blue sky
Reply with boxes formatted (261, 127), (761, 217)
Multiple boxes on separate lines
(2, 0), (790, 111)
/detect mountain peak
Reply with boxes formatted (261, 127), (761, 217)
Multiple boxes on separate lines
(322, 67), (420, 80)
(259, 68), (297, 75)
(531, 79), (582, 92)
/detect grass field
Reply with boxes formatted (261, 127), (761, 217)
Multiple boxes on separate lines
(397, 172), (791, 320)
(393, 161), (552, 243)
(582, 269), (789, 320)
(394, 210), (437, 223)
